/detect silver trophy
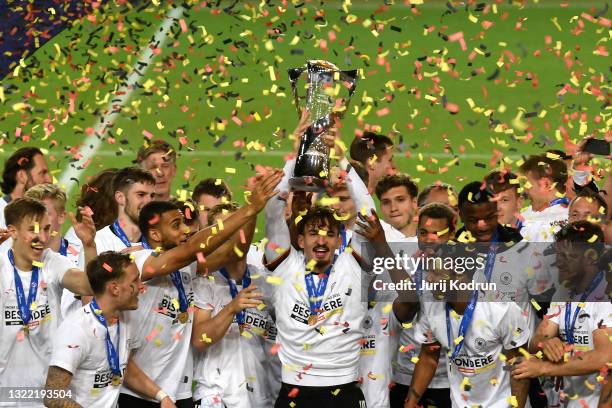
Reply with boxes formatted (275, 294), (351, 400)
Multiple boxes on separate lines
(288, 60), (358, 191)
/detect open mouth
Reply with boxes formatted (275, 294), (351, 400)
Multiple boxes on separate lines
(313, 247), (329, 258)
(31, 243), (44, 252)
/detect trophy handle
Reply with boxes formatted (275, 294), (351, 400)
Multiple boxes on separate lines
(288, 67), (306, 119)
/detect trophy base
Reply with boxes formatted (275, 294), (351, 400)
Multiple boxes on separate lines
(289, 176), (326, 192)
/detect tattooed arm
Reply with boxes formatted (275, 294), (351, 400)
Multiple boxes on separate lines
(43, 366), (82, 408)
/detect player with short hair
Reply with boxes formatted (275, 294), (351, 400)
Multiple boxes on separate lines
(0, 147), (52, 228)
(519, 154), (569, 241)
(0, 197), (95, 400)
(94, 167), (156, 253)
(349, 131), (396, 191)
(568, 189), (607, 224)
(512, 221), (612, 408)
(375, 174), (419, 239)
(192, 178), (232, 227)
(416, 183), (458, 212)
(405, 245), (531, 408)
(389, 202), (456, 408)
(137, 140), (177, 202)
(44, 252), (176, 408)
(484, 170), (524, 230)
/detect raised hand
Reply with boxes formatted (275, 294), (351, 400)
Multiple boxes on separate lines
(291, 191), (314, 216)
(248, 170), (283, 212)
(229, 285), (263, 313)
(70, 206), (96, 247)
(355, 209), (386, 244)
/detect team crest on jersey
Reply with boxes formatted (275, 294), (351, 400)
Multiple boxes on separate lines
(500, 272), (512, 285)
(473, 337), (486, 351)
(362, 315), (373, 330)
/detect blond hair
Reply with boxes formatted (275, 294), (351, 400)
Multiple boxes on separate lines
(24, 183), (67, 213)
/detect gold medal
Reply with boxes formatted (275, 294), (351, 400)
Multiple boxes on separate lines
(111, 375), (122, 386)
(178, 311), (188, 324)
(308, 315), (318, 326)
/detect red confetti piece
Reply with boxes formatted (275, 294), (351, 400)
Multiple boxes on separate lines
(102, 263), (113, 272)
(287, 388), (299, 398)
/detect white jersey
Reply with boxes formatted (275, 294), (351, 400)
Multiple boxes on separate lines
(0, 196), (8, 229)
(358, 301), (401, 408)
(548, 299), (612, 408)
(193, 267), (280, 407)
(0, 249), (74, 405)
(49, 306), (140, 408)
(120, 249), (197, 402)
(265, 248), (368, 386)
(413, 301), (530, 408)
(476, 242), (552, 335)
(94, 225), (141, 254)
(520, 204), (568, 242)
(60, 227), (86, 319)
(246, 244), (264, 269)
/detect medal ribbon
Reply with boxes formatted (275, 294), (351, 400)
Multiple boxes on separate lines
(110, 219), (139, 247)
(339, 224), (348, 254)
(219, 267), (251, 325)
(445, 232), (498, 359)
(8, 249), (39, 326)
(59, 238), (68, 257)
(550, 197), (569, 207)
(90, 298), (121, 378)
(141, 238), (189, 313)
(564, 271), (604, 344)
(304, 256), (336, 317)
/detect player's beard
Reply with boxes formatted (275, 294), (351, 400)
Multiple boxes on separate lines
(124, 198), (140, 225)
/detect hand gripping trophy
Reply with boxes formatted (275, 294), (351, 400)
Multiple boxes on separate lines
(288, 60), (358, 191)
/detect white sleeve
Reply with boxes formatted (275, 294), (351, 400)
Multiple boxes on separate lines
(495, 303), (531, 350)
(343, 159), (376, 215)
(545, 302), (564, 326)
(48, 253), (77, 290)
(592, 302), (612, 329)
(413, 309), (437, 345)
(193, 276), (215, 310)
(131, 249), (154, 277)
(264, 159), (294, 262)
(49, 322), (87, 374)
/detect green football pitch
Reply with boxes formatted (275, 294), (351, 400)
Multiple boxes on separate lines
(1, 0), (609, 235)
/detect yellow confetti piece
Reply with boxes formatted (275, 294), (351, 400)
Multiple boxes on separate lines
(200, 333), (212, 343)
(32, 261), (44, 268)
(530, 299), (541, 311)
(402, 322), (413, 329)
(306, 259), (317, 271)
(454, 335), (463, 345)
(241, 330), (253, 339)
(382, 303), (393, 314)
(233, 246), (244, 258)
(507, 395), (518, 407)
(30, 301), (37, 311)
(34, 222), (39, 233)
(331, 388), (341, 396)
(266, 276), (283, 285)
(588, 234), (598, 243)
(225, 167), (236, 174)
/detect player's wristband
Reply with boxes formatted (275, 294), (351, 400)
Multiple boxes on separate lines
(155, 390), (169, 402)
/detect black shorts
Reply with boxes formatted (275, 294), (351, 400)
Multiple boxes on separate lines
(275, 381), (366, 408)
